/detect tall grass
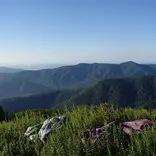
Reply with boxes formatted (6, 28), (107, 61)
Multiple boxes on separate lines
(0, 104), (156, 156)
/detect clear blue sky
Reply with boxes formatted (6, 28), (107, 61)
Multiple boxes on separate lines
(0, 0), (156, 65)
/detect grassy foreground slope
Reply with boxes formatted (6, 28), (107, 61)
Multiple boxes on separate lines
(0, 104), (156, 156)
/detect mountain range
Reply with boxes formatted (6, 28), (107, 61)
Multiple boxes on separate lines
(1, 61), (156, 99)
(0, 66), (23, 73)
(1, 74), (156, 112)
(10, 63), (64, 70)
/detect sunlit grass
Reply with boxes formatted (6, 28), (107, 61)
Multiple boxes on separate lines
(0, 104), (155, 156)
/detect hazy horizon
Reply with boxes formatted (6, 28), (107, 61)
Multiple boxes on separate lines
(0, 0), (156, 65)
(1, 60), (156, 70)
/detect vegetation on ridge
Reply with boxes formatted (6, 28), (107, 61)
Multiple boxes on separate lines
(0, 104), (156, 156)
(2, 75), (156, 112)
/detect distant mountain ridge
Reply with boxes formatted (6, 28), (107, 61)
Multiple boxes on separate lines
(0, 66), (23, 73)
(1, 61), (156, 99)
(11, 63), (64, 70)
(1, 74), (156, 112)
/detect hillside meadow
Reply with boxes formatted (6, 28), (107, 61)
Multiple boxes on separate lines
(0, 104), (156, 156)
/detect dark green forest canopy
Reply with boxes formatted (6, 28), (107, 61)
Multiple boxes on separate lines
(0, 106), (5, 121)
(1, 75), (156, 112)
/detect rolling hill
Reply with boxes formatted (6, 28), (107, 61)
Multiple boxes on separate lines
(1, 61), (156, 99)
(1, 74), (156, 112)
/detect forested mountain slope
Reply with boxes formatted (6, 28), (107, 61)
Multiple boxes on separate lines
(1, 61), (156, 99)
(1, 75), (156, 112)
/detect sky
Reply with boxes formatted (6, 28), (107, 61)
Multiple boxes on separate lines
(0, 0), (156, 66)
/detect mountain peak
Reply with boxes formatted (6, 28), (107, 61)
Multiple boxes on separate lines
(120, 61), (138, 65)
